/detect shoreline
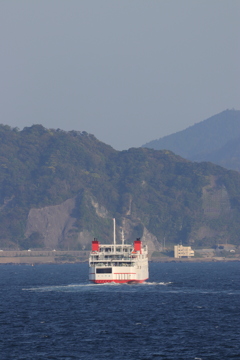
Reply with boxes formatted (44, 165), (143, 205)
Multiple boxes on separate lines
(0, 255), (239, 265)
(0, 250), (239, 265)
(151, 256), (240, 263)
(0, 250), (89, 265)
(0, 256), (88, 265)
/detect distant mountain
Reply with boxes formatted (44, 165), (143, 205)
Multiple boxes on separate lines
(142, 110), (240, 171)
(1, 124), (240, 252)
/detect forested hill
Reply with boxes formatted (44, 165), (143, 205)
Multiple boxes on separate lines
(142, 110), (240, 171)
(1, 124), (240, 251)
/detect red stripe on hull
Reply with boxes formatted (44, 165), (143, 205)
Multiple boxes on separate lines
(90, 278), (148, 284)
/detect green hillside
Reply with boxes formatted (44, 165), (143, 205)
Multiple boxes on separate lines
(143, 110), (240, 171)
(1, 124), (240, 250)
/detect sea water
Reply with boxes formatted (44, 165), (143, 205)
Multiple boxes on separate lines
(0, 262), (239, 360)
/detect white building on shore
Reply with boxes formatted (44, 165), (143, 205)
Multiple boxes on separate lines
(174, 244), (194, 258)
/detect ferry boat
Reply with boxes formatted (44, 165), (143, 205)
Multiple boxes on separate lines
(89, 219), (149, 283)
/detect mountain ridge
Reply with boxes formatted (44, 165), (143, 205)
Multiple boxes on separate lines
(142, 109), (240, 171)
(1, 123), (240, 252)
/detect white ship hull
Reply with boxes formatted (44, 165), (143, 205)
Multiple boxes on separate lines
(89, 259), (148, 284)
(89, 221), (149, 284)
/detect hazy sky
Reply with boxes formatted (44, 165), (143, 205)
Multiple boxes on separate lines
(1, 1), (239, 150)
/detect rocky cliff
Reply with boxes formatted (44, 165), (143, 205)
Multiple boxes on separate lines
(1, 124), (240, 250)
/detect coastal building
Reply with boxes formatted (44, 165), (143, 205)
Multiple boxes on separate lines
(174, 244), (194, 258)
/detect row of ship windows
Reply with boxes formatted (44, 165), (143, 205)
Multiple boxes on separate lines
(100, 248), (131, 252)
(96, 268), (112, 273)
(95, 268), (140, 275)
(91, 254), (147, 260)
(90, 262), (135, 267)
(95, 273), (133, 280)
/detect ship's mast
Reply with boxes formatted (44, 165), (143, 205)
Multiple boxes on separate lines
(113, 218), (116, 252)
(121, 228), (125, 247)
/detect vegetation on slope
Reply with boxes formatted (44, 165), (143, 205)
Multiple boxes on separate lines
(1, 124), (240, 250)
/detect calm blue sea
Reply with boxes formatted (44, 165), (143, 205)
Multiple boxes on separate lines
(0, 262), (239, 360)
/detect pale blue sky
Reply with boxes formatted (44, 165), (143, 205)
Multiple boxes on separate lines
(0, 1), (239, 150)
